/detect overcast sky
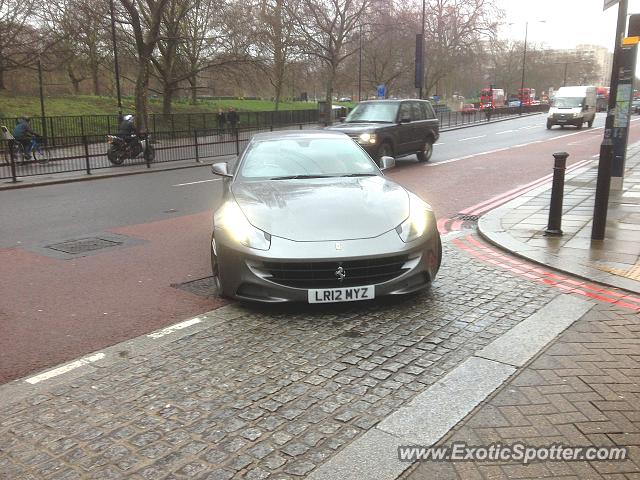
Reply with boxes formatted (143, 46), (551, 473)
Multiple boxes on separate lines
(495, 0), (640, 51)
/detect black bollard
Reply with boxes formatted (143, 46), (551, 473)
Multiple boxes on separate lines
(545, 152), (569, 236)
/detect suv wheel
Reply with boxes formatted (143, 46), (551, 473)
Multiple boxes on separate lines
(416, 140), (433, 163)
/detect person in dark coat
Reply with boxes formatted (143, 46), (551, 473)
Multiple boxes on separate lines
(227, 107), (239, 131)
(117, 114), (140, 153)
(216, 108), (226, 133)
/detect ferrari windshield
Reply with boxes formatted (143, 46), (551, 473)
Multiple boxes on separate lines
(238, 136), (379, 180)
(344, 102), (399, 123)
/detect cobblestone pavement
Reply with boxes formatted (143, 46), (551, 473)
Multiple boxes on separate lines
(1, 239), (565, 479)
(403, 301), (640, 479)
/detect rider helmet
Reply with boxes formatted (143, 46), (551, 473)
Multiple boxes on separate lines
(123, 114), (134, 122)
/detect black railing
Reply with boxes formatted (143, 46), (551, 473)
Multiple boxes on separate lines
(0, 124), (312, 181)
(0, 109), (319, 140)
(0, 104), (550, 182)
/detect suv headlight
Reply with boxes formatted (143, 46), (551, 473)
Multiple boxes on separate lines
(358, 132), (377, 144)
(396, 194), (433, 243)
(572, 112), (580, 118)
(215, 201), (271, 250)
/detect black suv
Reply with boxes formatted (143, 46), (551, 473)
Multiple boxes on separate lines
(326, 99), (440, 164)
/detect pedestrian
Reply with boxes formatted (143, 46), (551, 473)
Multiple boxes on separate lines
(227, 107), (239, 132)
(216, 108), (226, 133)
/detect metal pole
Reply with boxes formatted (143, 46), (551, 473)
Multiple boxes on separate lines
(109, 0), (123, 119)
(38, 58), (47, 140)
(358, 24), (362, 102)
(519, 22), (528, 115)
(563, 62), (568, 86)
(420, 0), (425, 99)
(545, 152), (569, 236)
(592, 0), (627, 240)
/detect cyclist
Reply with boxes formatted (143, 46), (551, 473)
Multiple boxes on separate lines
(12, 117), (39, 160)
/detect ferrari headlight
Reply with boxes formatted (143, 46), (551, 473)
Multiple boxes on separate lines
(358, 132), (377, 144)
(215, 202), (271, 250)
(397, 195), (433, 243)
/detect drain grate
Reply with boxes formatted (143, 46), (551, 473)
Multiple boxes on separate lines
(46, 237), (123, 254)
(452, 213), (480, 222)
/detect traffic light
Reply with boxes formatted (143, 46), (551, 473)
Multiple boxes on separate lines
(628, 14), (640, 37)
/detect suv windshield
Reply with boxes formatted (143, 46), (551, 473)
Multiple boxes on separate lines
(345, 102), (399, 123)
(238, 137), (379, 180)
(553, 97), (584, 108)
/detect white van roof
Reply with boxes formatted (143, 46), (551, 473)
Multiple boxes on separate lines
(555, 86), (595, 97)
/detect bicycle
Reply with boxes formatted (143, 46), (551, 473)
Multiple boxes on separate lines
(10, 136), (51, 164)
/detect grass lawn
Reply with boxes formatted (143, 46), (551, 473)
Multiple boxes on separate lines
(0, 94), (345, 118)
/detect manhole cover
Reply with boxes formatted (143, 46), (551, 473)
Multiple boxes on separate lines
(452, 213), (480, 222)
(46, 237), (123, 254)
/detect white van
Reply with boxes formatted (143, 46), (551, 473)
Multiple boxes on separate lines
(546, 86), (597, 129)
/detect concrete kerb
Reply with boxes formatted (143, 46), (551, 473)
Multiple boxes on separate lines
(477, 156), (640, 295)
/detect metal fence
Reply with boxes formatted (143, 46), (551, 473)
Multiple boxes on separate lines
(0, 124), (311, 181)
(0, 104), (549, 182)
(0, 109), (319, 141)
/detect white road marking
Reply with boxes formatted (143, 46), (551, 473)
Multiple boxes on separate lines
(458, 135), (486, 142)
(25, 353), (106, 384)
(434, 143), (444, 146)
(427, 125), (609, 167)
(518, 125), (539, 130)
(173, 179), (221, 187)
(496, 130), (514, 135)
(147, 317), (202, 339)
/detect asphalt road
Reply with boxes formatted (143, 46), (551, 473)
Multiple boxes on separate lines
(1, 111), (637, 384)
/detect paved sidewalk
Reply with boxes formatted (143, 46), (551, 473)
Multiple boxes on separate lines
(394, 141), (640, 479)
(479, 143), (640, 294)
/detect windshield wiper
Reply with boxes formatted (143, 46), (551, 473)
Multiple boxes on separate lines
(339, 173), (378, 177)
(269, 174), (334, 180)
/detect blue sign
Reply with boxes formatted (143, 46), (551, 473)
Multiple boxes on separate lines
(377, 85), (386, 99)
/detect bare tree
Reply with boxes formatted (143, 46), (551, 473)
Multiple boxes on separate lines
(118, 0), (170, 130)
(423, 0), (499, 96)
(288, 0), (371, 120)
(0, 0), (39, 90)
(254, 0), (297, 109)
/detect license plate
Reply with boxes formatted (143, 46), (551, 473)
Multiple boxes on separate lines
(557, 119), (566, 123)
(308, 285), (375, 303)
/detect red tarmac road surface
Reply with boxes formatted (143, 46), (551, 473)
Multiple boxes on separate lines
(2, 123), (638, 384)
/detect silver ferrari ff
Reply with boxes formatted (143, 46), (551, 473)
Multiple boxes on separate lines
(210, 130), (441, 303)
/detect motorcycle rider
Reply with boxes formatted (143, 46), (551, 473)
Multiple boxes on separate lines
(117, 114), (141, 155)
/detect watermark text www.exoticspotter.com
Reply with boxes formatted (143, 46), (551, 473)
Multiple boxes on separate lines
(398, 442), (628, 465)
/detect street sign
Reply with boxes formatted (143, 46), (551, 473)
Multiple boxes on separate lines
(377, 85), (386, 99)
(604, 0), (620, 10)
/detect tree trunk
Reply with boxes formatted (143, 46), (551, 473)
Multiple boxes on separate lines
(135, 55), (152, 132)
(189, 74), (197, 105)
(162, 82), (174, 115)
(67, 65), (82, 94)
(91, 59), (100, 96)
(324, 64), (336, 124)
(0, 65), (5, 91)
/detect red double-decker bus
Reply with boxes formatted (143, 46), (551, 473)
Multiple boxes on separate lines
(480, 87), (505, 109)
(596, 86), (609, 111)
(518, 88), (536, 106)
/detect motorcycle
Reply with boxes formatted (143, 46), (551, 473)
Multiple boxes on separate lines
(106, 134), (155, 166)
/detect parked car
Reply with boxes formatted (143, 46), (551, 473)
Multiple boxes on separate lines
(325, 99), (440, 164)
(632, 99), (640, 114)
(461, 103), (477, 115)
(209, 130), (442, 303)
(507, 99), (521, 107)
(338, 97), (352, 102)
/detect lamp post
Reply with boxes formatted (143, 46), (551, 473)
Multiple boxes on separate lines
(517, 20), (545, 115)
(109, 0), (123, 119)
(358, 24), (362, 102)
(420, 0), (425, 99)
